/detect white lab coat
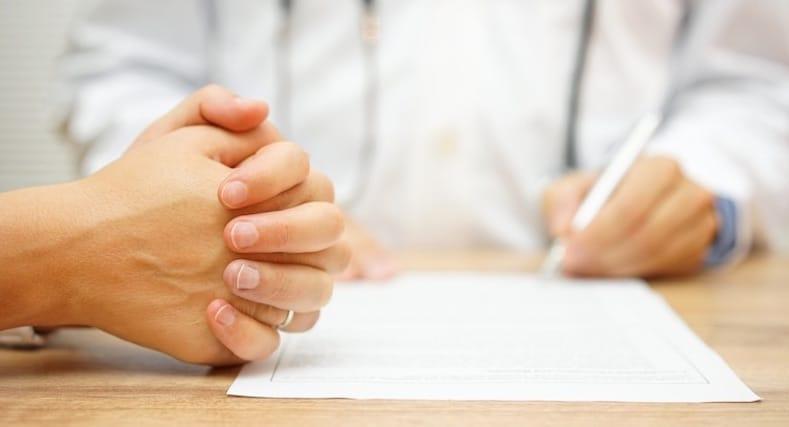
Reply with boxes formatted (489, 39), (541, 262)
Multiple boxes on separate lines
(58, 0), (789, 257)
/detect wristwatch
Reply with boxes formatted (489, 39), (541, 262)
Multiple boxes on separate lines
(0, 326), (47, 348)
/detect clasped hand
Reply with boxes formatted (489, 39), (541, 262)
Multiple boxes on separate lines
(65, 85), (348, 365)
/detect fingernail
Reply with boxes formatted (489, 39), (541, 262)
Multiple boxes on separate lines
(221, 181), (248, 207)
(231, 221), (259, 249)
(236, 264), (260, 290)
(366, 258), (396, 280)
(234, 96), (257, 108)
(215, 304), (236, 327)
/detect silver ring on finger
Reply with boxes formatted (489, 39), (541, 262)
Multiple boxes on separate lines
(277, 310), (295, 330)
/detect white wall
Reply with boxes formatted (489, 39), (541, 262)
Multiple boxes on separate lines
(0, 0), (90, 191)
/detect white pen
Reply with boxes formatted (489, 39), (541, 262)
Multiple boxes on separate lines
(541, 111), (663, 276)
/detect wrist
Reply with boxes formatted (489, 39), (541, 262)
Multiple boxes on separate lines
(0, 180), (99, 328)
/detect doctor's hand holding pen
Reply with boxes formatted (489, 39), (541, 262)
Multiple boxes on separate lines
(542, 156), (720, 278)
(340, 155), (720, 282)
(337, 215), (398, 281)
(0, 85), (349, 365)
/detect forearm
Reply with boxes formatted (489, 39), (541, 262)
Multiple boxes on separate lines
(0, 182), (92, 329)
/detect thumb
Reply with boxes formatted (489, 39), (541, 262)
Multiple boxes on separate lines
(132, 84), (269, 147)
(175, 123), (282, 168)
(543, 172), (597, 237)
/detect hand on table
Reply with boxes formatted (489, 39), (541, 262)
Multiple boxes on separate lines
(337, 216), (397, 281)
(56, 86), (346, 365)
(543, 156), (718, 278)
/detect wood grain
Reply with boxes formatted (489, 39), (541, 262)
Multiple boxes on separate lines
(1, 253), (788, 426)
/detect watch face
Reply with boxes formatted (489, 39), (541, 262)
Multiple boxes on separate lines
(0, 326), (46, 348)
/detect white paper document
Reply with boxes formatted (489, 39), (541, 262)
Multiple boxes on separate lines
(228, 273), (758, 402)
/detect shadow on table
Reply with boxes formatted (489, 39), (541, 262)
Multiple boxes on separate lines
(0, 328), (242, 379)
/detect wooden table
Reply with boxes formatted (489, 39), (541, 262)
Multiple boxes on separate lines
(2, 252), (788, 426)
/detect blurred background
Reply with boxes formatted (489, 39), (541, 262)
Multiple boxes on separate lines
(1, 0), (788, 254)
(0, 0), (92, 191)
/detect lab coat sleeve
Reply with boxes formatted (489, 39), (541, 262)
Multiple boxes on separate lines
(648, 0), (789, 262)
(56, 0), (211, 175)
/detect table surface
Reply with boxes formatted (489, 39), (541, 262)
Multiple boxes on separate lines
(2, 252), (788, 426)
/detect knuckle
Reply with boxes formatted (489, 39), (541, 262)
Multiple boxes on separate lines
(633, 233), (660, 259)
(169, 124), (222, 148)
(198, 83), (229, 98)
(264, 267), (291, 302)
(615, 200), (647, 231)
(265, 219), (291, 249)
(246, 299), (260, 320)
(322, 203), (346, 240)
(258, 304), (281, 323)
(317, 272), (334, 307)
(312, 171), (335, 203)
(232, 297), (260, 316)
(695, 188), (715, 212)
(168, 125), (198, 141)
(660, 157), (683, 181)
(281, 141), (310, 178)
(333, 240), (353, 273)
